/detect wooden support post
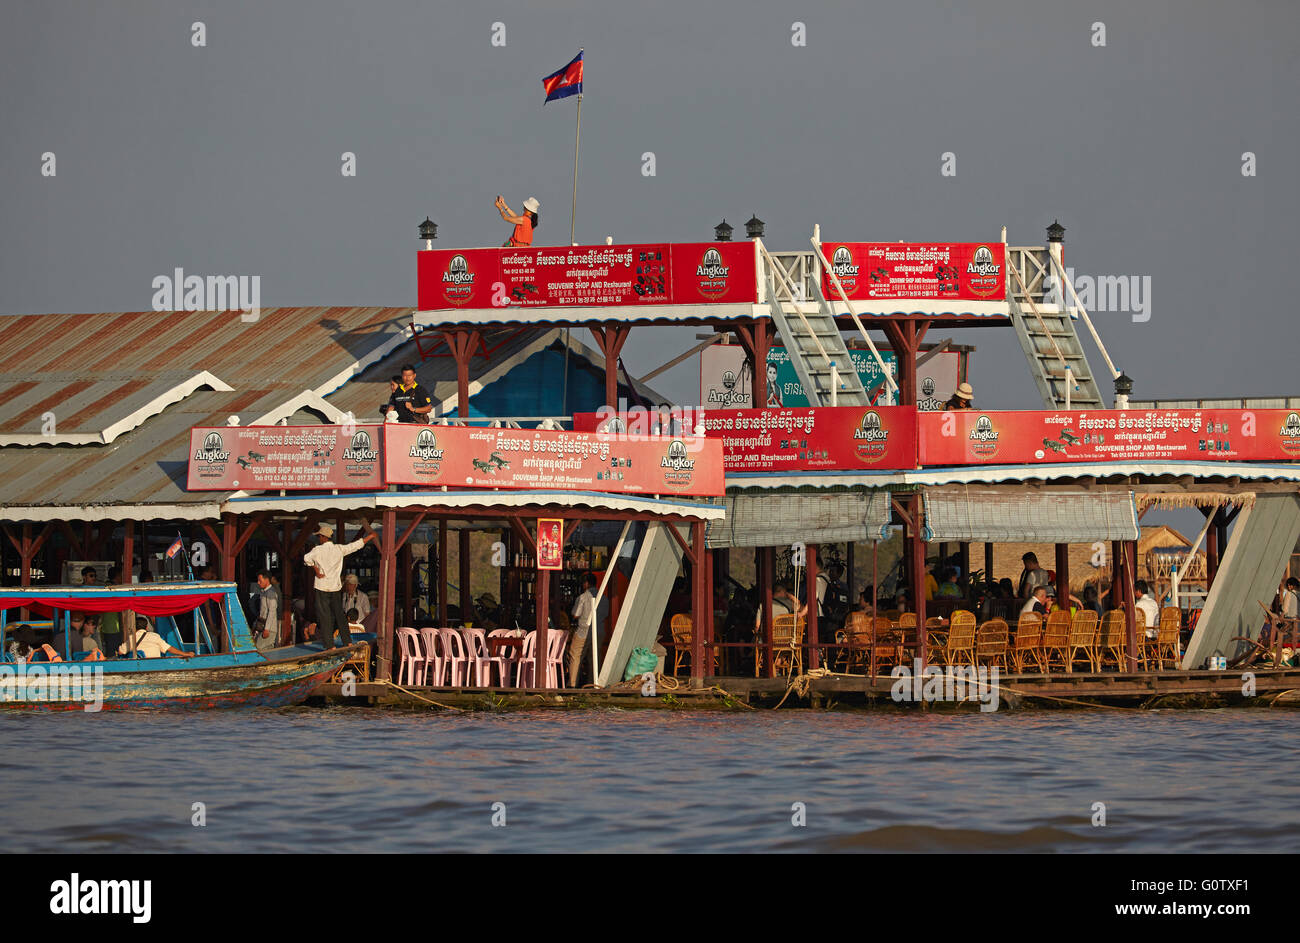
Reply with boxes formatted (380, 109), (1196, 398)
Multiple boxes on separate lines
(909, 494), (927, 667)
(122, 520), (134, 586)
(440, 328), (483, 419)
(1055, 543), (1070, 608)
(1205, 509), (1219, 589)
(459, 528), (474, 623)
(376, 508), (397, 682)
(535, 562), (550, 688)
(761, 546), (775, 678)
(590, 324), (633, 409)
(438, 520), (449, 627)
(400, 542), (413, 625)
(691, 522), (706, 685)
(883, 320), (930, 407)
(806, 543), (820, 671)
(704, 548), (716, 678)
(221, 513), (237, 582)
(985, 541), (994, 586)
(733, 319), (771, 408)
(846, 541), (856, 605)
(958, 542), (970, 587)
(1126, 541), (1140, 671)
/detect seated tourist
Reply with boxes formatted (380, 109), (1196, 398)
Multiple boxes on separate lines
(117, 617), (195, 659)
(937, 568), (962, 598)
(79, 614), (102, 655)
(1020, 585), (1050, 616)
(1134, 580), (1160, 638)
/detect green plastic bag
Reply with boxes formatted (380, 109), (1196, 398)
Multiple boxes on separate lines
(623, 647), (658, 681)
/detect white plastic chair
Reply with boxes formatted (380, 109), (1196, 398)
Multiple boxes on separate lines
(515, 631), (537, 688)
(462, 628), (505, 687)
(439, 628), (470, 687)
(396, 627), (424, 686)
(488, 629), (520, 687)
(418, 627), (445, 686)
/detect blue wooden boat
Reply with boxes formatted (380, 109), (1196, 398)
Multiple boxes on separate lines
(0, 581), (362, 710)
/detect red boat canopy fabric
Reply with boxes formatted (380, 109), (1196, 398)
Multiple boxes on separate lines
(0, 593), (226, 618)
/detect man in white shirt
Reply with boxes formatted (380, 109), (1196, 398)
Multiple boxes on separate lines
(567, 573), (600, 686)
(304, 523), (378, 650)
(1020, 586), (1049, 616)
(1134, 580), (1160, 638)
(342, 573), (372, 623)
(117, 617), (195, 659)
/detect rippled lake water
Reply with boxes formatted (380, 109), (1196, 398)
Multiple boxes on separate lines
(1, 708), (1296, 853)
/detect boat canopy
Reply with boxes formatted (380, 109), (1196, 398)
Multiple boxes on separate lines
(0, 591), (228, 618)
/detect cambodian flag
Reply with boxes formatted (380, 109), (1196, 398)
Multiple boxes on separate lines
(166, 534), (185, 560)
(543, 50), (583, 103)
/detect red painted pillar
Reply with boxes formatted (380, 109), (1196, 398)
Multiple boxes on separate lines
(535, 564), (550, 689)
(438, 520), (449, 627)
(704, 548), (716, 678)
(377, 508), (397, 682)
(459, 529), (474, 623)
(221, 513), (236, 582)
(753, 320), (770, 408)
(1205, 510), (1219, 589)
(910, 494), (927, 667)
(1125, 541), (1139, 671)
(1055, 543), (1070, 608)
(806, 543), (819, 671)
(691, 522), (705, 685)
(761, 547), (775, 678)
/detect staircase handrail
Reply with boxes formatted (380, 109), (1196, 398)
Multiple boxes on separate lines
(807, 235), (898, 394)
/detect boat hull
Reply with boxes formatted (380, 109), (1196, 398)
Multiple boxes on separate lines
(0, 644), (364, 711)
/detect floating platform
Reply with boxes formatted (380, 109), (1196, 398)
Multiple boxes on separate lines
(312, 666), (1300, 711)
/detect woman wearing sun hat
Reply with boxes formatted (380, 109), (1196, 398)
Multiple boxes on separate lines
(943, 382), (974, 410)
(495, 195), (540, 247)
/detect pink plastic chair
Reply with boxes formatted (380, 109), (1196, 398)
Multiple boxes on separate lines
(488, 629), (521, 687)
(395, 627), (424, 686)
(545, 629), (570, 688)
(439, 628), (470, 687)
(418, 627), (445, 686)
(462, 628), (505, 687)
(515, 631), (537, 688)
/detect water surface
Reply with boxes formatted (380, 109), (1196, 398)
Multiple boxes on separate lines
(1, 708), (1295, 852)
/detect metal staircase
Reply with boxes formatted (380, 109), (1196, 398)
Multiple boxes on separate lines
(1007, 246), (1107, 409)
(758, 245), (871, 407)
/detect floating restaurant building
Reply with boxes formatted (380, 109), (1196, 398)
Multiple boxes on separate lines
(3, 222), (1300, 699)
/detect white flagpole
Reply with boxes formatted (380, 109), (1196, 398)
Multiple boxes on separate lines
(570, 88), (582, 246)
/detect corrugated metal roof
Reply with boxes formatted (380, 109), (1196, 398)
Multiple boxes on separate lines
(0, 310), (609, 518)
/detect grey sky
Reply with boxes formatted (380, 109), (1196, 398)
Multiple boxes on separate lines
(2, 0), (1296, 408)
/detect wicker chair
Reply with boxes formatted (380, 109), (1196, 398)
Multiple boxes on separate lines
(975, 618), (1009, 670)
(870, 617), (903, 673)
(839, 611), (872, 672)
(941, 610), (978, 667)
(1040, 610), (1072, 672)
(772, 613), (805, 677)
(1143, 606), (1182, 670)
(897, 612), (918, 660)
(1011, 613), (1043, 673)
(924, 616), (947, 662)
(1066, 610), (1100, 673)
(1099, 611), (1128, 671)
(669, 614), (693, 676)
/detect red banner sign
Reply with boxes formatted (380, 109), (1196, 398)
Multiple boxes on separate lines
(918, 409), (1300, 465)
(574, 406), (918, 473)
(417, 242), (758, 310)
(820, 242), (1006, 301)
(187, 425), (385, 491)
(383, 424), (725, 496)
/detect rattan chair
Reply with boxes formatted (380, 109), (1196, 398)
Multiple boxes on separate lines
(1143, 607), (1182, 670)
(1066, 610), (1100, 673)
(839, 611), (872, 672)
(1099, 611), (1128, 671)
(941, 610), (978, 667)
(669, 614), (693, 676)
(896, 612), (918, 660)
(975, 618), (1009, 670)
(1040, 610), (1072, 672)
(772, 613), (806, 677)
(1011, 613), (1044, 673)
(924, 616), (947, 662)
(870, 616), (902, 673)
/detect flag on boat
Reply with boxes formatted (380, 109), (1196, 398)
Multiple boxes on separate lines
(542, 50), (583, 103)
(166, 533), (185, 560)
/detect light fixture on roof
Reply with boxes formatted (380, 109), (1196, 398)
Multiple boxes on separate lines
(419, 217), (438, 249)
(1113, 372), (1133, 410)
(714, 219), (733, 242)
(1046, 219), (1066, 243)
(745, 214), (765, 239)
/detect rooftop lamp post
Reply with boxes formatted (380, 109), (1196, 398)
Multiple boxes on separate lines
(1046, 219), (1066, 243)
(419, 217), (438, 250)
(1114, 372), (1133, 410)
(745, 214), (765, 240)
(714, 219), (733, 242)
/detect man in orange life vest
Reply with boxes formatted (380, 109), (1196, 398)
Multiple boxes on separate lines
(496, 196), (539, 247)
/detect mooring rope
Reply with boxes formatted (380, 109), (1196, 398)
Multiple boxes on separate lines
(375, 679), (464, 712)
